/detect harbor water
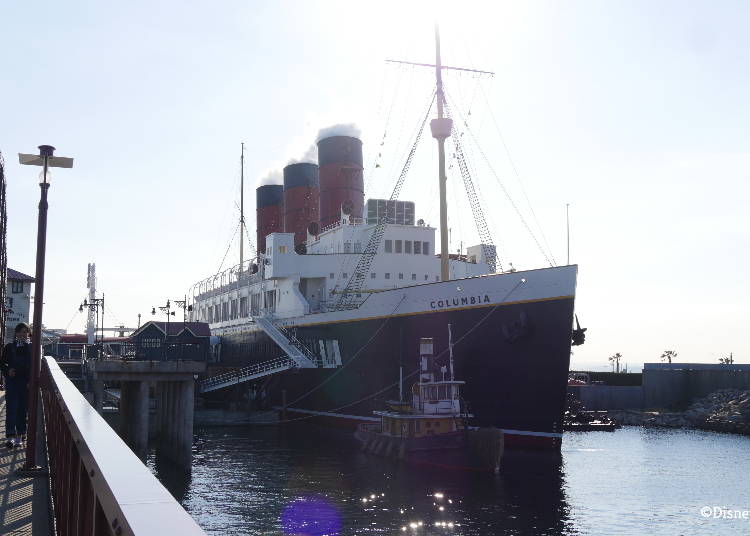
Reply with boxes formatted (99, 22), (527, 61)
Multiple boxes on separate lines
(148, 425), (750, 535)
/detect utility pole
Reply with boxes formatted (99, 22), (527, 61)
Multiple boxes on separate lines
(239, 143), (245, 276)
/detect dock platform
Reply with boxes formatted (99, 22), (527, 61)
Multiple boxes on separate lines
(0, 393), (52, 535)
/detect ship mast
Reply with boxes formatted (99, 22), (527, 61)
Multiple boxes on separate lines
(239, 142), (245, 275)
(432, 24), (452, 282)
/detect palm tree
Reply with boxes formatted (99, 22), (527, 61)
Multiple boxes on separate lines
(608, 352), (622, 373)
(661, 350), (677, 364)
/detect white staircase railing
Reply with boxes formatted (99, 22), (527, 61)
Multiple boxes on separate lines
(254, 316), (318, 368)
(200, 356), (296, 393)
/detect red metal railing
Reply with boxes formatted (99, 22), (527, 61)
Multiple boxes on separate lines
(41, 357), (206, 536)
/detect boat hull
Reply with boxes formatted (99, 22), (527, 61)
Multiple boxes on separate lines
(205, 267), (576, 451)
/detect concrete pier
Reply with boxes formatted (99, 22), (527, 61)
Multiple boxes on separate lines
(90, 359), (206, 467)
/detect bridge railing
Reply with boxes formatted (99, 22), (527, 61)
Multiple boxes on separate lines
(41, 356), (206, 536)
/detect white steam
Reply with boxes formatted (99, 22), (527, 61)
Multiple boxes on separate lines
(258, 169), (282, 186)
(316, 123), (361, 142)
(286, 144), (318, 166)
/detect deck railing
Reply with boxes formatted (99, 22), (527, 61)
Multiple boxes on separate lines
(41, 356), (206, 536)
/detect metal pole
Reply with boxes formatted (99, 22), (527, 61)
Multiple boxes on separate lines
(239, 143), (245, 276)
(566, 203), (570, 265)
(435, 24), (450, 282)
(24, 152), (50, 469)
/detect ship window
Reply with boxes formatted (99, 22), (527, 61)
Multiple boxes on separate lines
(414, 241), (421, 254)
(405, 240), (412, 254)
(423, 242), (430, 255)
(330, 273), (335, 279)
(385, 240), (392, 253)
(342, 273), (348, 279)
(354, 242), (362, 253)
(411, 274), (416, 280)
(435, 276), (439, 281)
(395, 240), (402, 253)
(398, 273), (404, 280)
(240, 297), (248, 318)
(424, 275), (429, 280)
(6, 297), (12, 308)
(370, 273), (376, 279)
(385, 273), (391, 280)
(344, 242), (351, 253)
(438, 385), (447, 399)
(278, 246), (287, 254)
(11, 281), (24, 293)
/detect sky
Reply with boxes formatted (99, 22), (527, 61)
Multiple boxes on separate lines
(1, 0), (748, 371)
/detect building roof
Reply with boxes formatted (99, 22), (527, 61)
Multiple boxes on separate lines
(59, 334), (88, 344)
(7, 268), (35, 282)
(130, 321), (211, 338)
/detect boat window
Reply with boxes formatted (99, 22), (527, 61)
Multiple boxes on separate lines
(415, 420), (420, 432)
(423, 242), (429, 255)
(398, 273), (404, 280)
(329, 273), (334, 279)
(385, 273), (390, 279)
(278, 246), (287, 254)
(411, 274), (416, 280)
(453, 385), (459, 399)
(424, 274), (429, 280)
(385, 240), (392, 253)
(414, 241), (422, 254)
(342, 273), (348, 279)
(344, 242), (351, 253)
(395, 240), (402, 253)
(426, 421), (431, 428)
(405, 240), (412, 254)
(435, 276), (439, 282)
(438, 385), (447, 399)
(354, 242), (362, 253)
(370, 272), (376, 279)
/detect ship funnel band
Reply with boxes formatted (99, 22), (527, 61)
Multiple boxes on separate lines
(317, 136), (363, 167)
(256, 184), (284, 208)
(283, 162), (319, 189)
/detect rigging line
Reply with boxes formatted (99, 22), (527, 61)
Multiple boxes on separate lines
(443, 95), (500, 272)
(331, 88), (435, 292)
(477, 82), (557, 266)
(214, 222), (241, 277)
(335, 91), (436, 310)
(64, 306), (83, 332)
(364, 64), (407, 196)
(449, 94), (554, 268)
(252, 277), (528, 425)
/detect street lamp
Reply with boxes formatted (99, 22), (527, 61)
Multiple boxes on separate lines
(18, 145), (73, 471)
(152, 299), (175, 356)
(79, 295), (104, 343)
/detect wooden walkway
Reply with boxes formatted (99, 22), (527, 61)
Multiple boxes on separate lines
(0, 393), (51, 535)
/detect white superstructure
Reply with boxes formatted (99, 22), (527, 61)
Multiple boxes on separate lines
(190, 209), (494, 328)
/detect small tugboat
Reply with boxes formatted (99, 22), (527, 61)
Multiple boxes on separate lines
(355, 327), (503, 472)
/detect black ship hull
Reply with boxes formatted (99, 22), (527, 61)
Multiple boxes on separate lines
(208, 290), (575, 450)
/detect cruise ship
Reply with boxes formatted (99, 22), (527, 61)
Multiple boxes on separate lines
(188, 30), (581, 450)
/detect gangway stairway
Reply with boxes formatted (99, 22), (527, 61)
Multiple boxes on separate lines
(200, 315), (322, 393)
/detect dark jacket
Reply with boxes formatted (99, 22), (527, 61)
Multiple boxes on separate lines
(1, 342), (32, 382)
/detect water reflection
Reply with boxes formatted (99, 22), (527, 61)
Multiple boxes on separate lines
(151, 424), (573, 535)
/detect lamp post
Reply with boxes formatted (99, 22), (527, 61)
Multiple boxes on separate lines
(79, 295), (104, 343)
(18, 145), (73, 471)
(152, 300), (175, 359)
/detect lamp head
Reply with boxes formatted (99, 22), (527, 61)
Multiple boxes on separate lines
(38, 145), (55, 157)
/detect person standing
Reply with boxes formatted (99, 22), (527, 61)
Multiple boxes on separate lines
(1, 323), (32, 448)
